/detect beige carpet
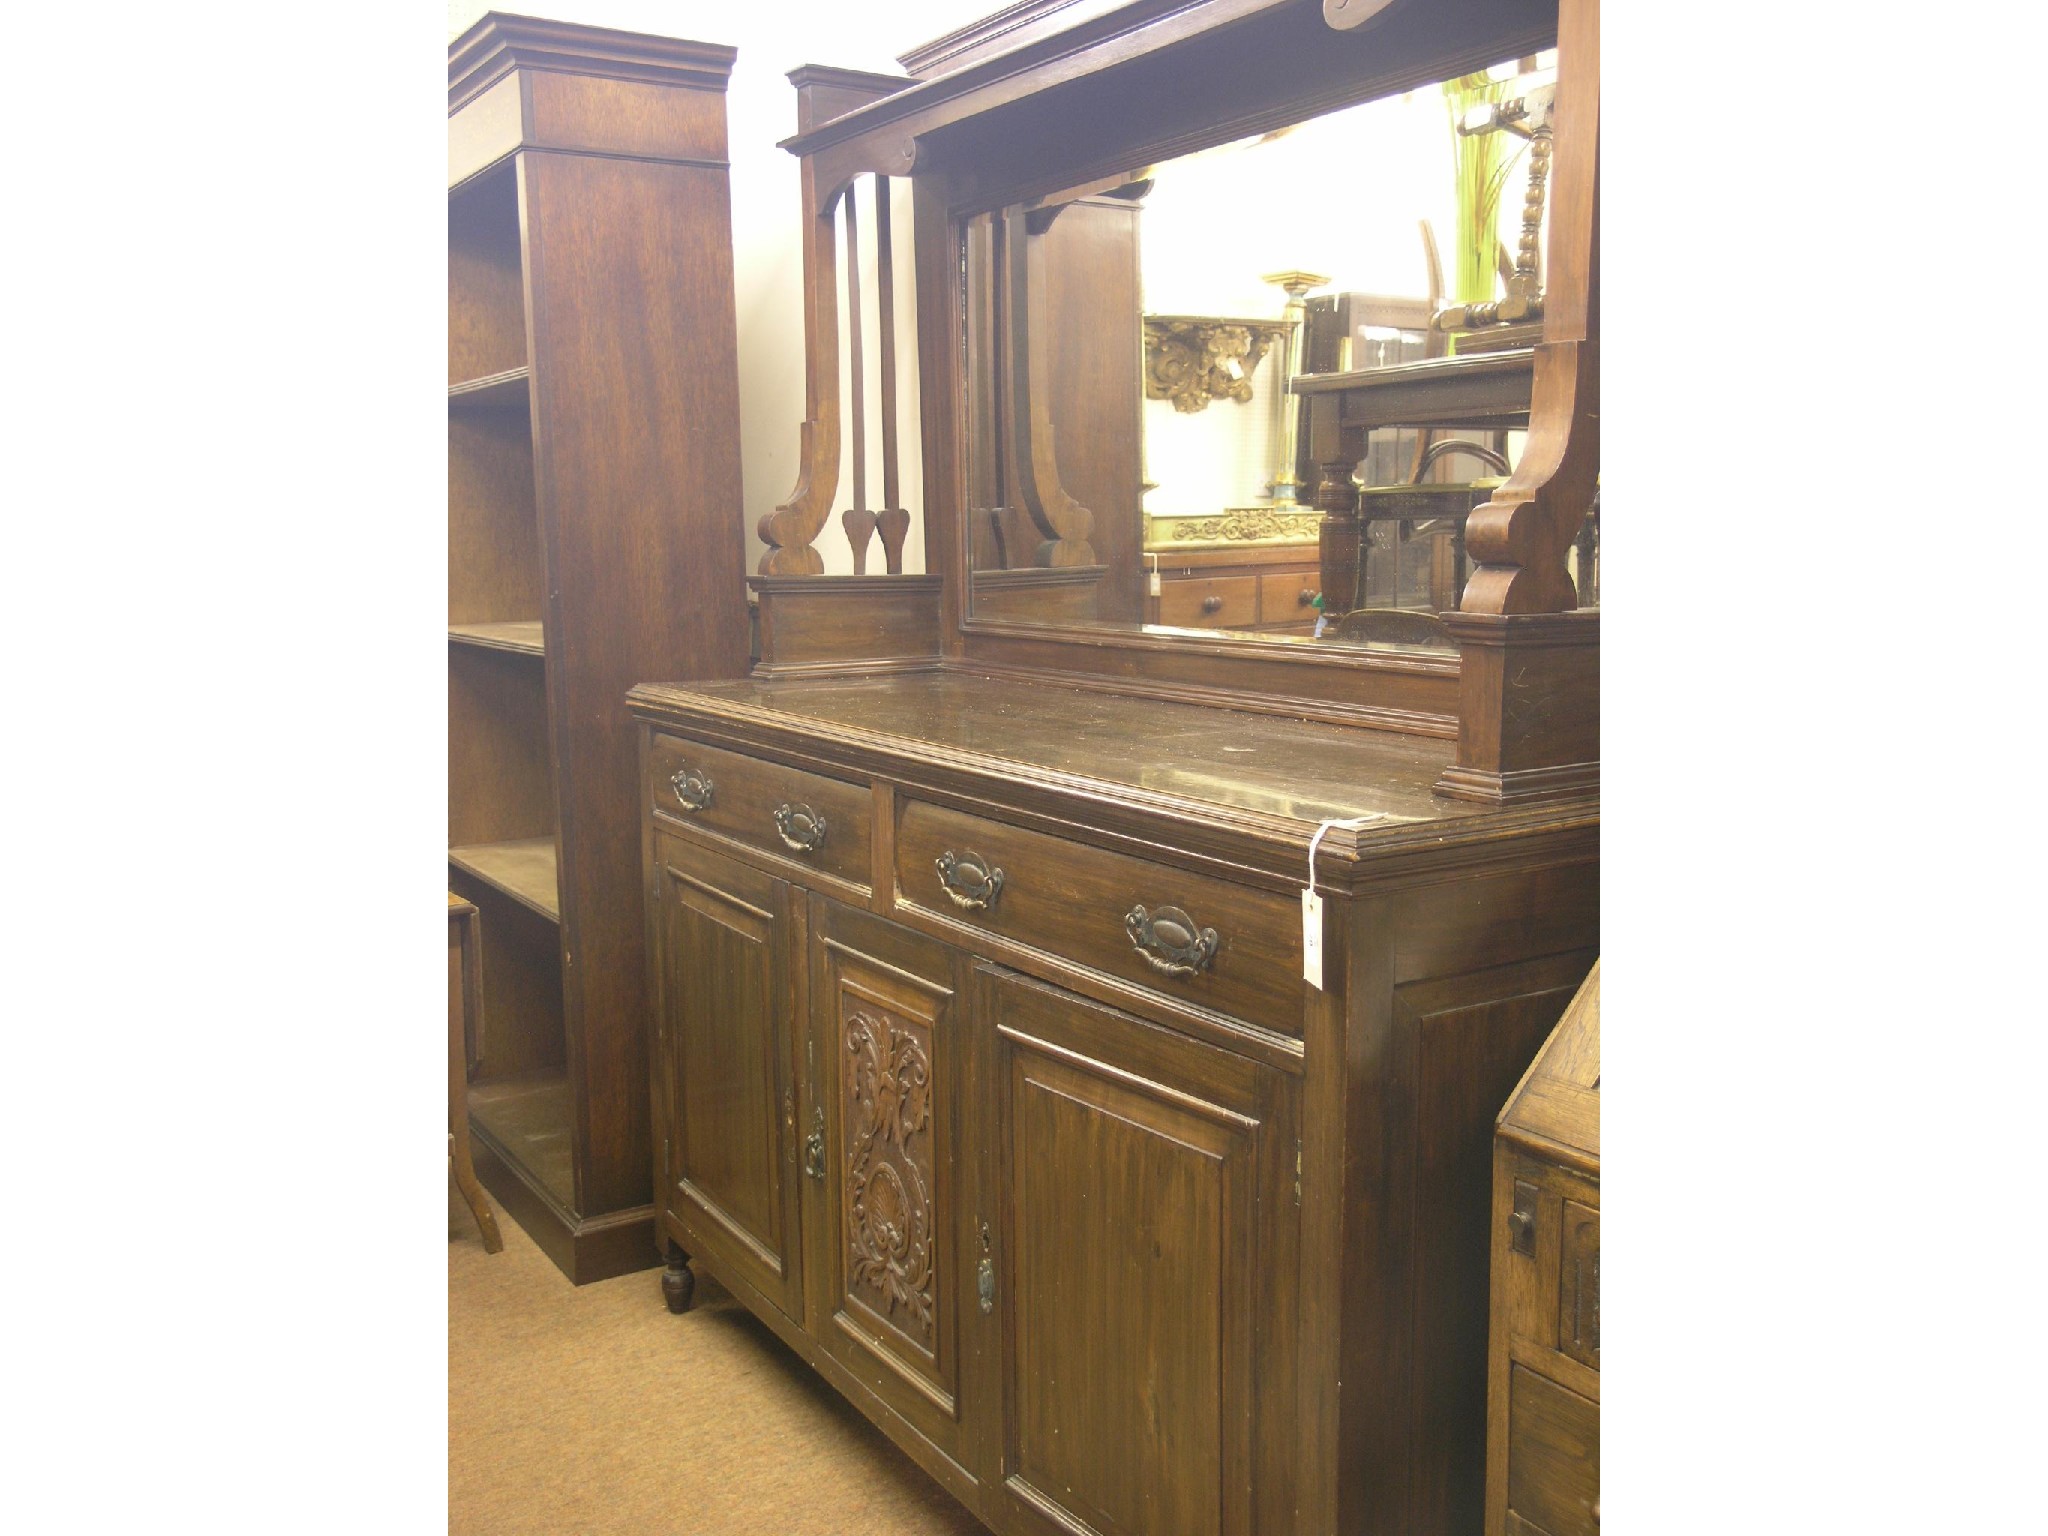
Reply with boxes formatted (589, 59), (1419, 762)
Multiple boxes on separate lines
(450, 1190), (989, 1535)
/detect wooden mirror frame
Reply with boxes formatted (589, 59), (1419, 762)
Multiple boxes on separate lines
(768, 0), (1597, 800)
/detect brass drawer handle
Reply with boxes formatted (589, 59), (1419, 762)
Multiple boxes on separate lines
(1124, 904), (1218, 978)
(935, 849), (1004, 910)
(773, 802), (828, 854)
(670, 765), (714, 812)
(1200, 594), (1224, 614)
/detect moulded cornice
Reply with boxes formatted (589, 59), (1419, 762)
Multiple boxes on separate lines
(449, 12), (737, 113)
(896, 0), (1105, 78)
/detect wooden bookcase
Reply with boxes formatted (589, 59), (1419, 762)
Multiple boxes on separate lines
(447, 14), (749, 1283)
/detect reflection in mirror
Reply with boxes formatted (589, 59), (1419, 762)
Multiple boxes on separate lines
(963, 52), (1596, 653)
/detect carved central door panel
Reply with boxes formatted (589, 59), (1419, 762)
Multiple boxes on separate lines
(653, 833), (805, 1322)
(807, 899), (979, 1480)
(983, 966), (1288, 1536)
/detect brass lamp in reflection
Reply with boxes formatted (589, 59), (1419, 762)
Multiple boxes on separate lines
(1260, 270), (1329, 508)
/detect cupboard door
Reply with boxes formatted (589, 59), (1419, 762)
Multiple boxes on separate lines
(986, 967), (1287, 1536)
(807, 900), (978, 1481)
(652, 834), (804, 1322)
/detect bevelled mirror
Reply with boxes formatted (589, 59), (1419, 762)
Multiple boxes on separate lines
(960, 49), (1595, 654)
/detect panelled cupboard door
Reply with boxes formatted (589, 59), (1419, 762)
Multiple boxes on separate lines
(806, 899), (980, 1482)
(983, 966), (1290, 1536)
(651, 833), (805, 1323)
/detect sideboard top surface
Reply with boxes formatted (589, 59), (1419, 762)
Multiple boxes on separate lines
(629, 673), (1596, 874)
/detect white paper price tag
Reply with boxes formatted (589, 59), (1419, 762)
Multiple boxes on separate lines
(1301, 889), (1325, 989)
(1303, 815), (1383, 991)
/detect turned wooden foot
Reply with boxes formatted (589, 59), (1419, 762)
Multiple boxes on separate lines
(662, 1247), (696, 1314)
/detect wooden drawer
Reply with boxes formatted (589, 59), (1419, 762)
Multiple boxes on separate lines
(894, 798), (1302, 1034)
(1503, 1167), (1601, 1377)
(1506, 1365), (1599, 1535)
(648, 733), (872, 892)
(1258, 570), (1321, 625)
(1156, 573), (1257, 628)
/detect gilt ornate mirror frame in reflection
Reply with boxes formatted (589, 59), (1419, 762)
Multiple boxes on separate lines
(764, 0), (1598, 800)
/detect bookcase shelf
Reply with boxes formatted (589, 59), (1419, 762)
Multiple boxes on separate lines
(448, 620), (544, 656)
(449, 366), (531, 412)
(449, 836), (559, 922)
(446, 13), (749, 1285)
(469, 1069), (575, 1211)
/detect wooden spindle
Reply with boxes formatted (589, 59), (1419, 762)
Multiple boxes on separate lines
(874, 175), (910, 574)
(841, 177), (878, 573)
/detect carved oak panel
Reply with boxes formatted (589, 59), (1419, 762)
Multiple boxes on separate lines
(808, 899), (971, 1474)
(840, 987), (940, 1357)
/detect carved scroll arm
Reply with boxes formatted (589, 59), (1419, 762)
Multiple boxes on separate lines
(1458, 1), (1598, 616)
(758, 161), (844, 576)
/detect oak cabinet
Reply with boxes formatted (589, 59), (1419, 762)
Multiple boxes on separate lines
(634, 674), (1596, 1536)
(649, 828), (1296, 1530)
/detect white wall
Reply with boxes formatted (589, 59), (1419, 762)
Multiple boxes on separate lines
(1136, 76), (1546, 516)
(448, 1), (991, 577)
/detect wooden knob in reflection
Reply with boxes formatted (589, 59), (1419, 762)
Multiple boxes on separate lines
(1201, 595), (1223, 614)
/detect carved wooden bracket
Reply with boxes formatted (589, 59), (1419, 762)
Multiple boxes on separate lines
(1457, 1), (1597, 617)
(759, 151), (847, 575)
(760, 68), (919, 577)
(1436, 0), (1599, 804)
(1002, 206), (1096, 567)
(1142, 317), (1294, 414)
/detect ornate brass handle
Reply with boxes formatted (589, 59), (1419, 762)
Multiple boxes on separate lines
(773, 802), (828, 854)
(803, 1105), (826, 1181)
(1123, 904), (1218, 978)
(935, 849), (1004, 911)
(669, 765), (713, 811)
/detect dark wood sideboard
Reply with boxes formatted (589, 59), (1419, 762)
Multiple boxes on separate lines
(630, 673), (1595, 1536)
(631, 0), (1602, 1530)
